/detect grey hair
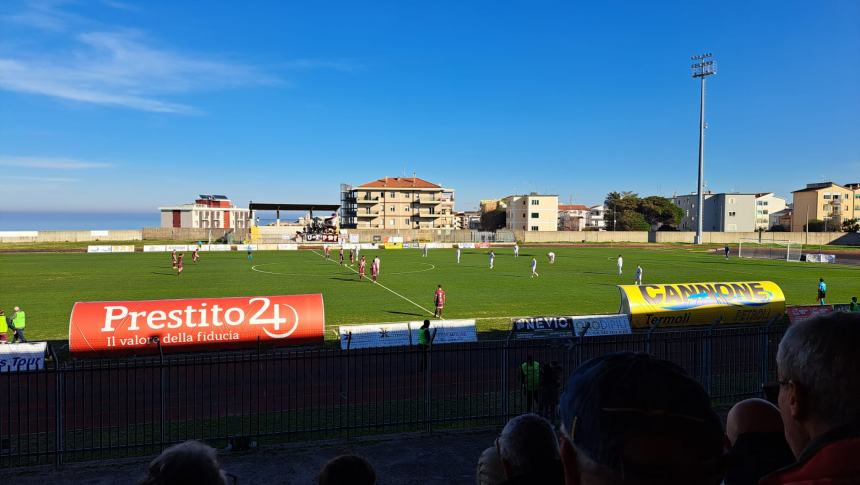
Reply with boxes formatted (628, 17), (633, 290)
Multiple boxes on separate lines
(776, 311), (860, 427)
(497, 413), (559, 477)
(141, 440), (227, 485)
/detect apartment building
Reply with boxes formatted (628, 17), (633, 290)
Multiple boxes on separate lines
(558, 204), (590, 231)
(504, 193), (559, 232)
(339, 177), (455, 230)
(586, 205), (606, 230)
(159, 195), (252, 229)
(674, 192), (786, 232)
(455, 211), (481, 230)
(790, 182), (859, 231)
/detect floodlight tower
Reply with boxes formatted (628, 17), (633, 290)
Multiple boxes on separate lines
(691, 53), (716, 244)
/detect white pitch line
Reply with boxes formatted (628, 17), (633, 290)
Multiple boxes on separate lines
(311, 250), (441, 319)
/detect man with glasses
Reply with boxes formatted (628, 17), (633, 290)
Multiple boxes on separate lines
(760, 311), (860, 484)
(557, 352), (725, 484)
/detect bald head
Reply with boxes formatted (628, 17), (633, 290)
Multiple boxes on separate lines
(726, 398), (784, 445)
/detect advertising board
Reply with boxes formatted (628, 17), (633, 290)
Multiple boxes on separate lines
(0, 343), (48, 373)
(339, 322), (412, 349)
(511, 314), (631, 340)
(786, 305), (834, 324)
(618, 281), (785, 328)
(69, 294), (325, 357)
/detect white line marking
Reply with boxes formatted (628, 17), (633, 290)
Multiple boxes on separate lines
(251, 261), (436, 276)
(311, 250), (441, 319)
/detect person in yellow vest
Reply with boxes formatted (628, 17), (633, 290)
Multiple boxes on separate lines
(520, 355), (540, 412)
(0, 309), (8, 343)
(11, 306), (27, 343)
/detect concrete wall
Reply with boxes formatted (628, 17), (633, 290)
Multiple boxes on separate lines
(515, 231), (650, 243)
(141, 227), (249, 241)
(653, 231), (860, 245)
(0, 230), (143, 243)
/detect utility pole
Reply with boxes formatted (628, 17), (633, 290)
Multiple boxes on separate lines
(691, 53), (716, 244)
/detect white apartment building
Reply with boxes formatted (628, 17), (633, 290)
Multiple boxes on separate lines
(586, 205), (606, 230)
(754, 193), (787, 230)
(504, 194), (559, 231)
(159, 195), (252, 229)
(340, 177), (456, 230)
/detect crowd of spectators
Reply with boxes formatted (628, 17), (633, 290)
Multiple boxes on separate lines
(134, 311), (859, 484)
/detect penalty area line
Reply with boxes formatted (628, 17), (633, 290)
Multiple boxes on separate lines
(311, 250), (441, 320)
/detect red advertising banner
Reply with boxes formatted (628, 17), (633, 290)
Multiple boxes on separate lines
(69, 294), (325, 357)
(786, 305), (833, 324)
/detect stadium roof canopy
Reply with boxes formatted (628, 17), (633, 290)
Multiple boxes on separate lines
(249, 203), (340, 212)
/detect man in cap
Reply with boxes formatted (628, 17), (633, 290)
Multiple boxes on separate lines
(557, 352), (725, 484)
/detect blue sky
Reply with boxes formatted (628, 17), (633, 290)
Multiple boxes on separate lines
(1, 0), (858, 214)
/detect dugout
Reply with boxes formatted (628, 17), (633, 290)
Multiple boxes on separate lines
(249, 202), (341, 243)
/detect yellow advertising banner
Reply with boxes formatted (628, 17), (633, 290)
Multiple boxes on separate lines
(383, 242), (403, 249)
(618, 281), (785, 329)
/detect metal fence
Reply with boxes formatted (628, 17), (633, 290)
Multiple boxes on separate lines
(0, 325), (785, 469)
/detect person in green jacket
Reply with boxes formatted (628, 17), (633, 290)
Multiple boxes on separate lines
(0, 309), (8, 343)
(11, 306), (26, 343)
(417, 320), (431, 372)
(850, 296), (859, 312)
(520, 355), (541, 412)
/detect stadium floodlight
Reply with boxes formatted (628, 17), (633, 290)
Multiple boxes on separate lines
(691, 53), (716, 244)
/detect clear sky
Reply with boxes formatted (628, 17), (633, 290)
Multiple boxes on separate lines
(1, 0), (858, 213)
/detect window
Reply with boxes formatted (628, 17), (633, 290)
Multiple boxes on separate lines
(531, 199), (540, 205)
(729, 198), (735, 204)
(823, 205), (830, 211)
(729, 212), (736, 217)
(824, 193), (831, 199)
(844, 194), (850, 200)
(390, 219), (395, 225)
(531, 226), (539, 231)
(531, 212), (539, 218)
(390, 206), (395, 212)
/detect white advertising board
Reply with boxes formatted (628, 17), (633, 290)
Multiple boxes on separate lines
(339, 323), (412, 349)
(458, 243), (475, 249)
(278, 244), (298, 251)
(165, 245), (189, 251)
(87, 245), (112, 253)
(143, 245), (167, 252)
(208, 244), (231, 251)
(111, 245), (135, 253)
(0, 342), (48, 373)
(411, 319), (477, 345)
(806, 254), (836, 263)
(511, 314), (631, 340)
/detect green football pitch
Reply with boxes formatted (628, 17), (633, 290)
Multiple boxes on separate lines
(1, 246), (858, 341)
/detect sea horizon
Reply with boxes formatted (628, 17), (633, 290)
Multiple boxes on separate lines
(0, 211), (160, 231)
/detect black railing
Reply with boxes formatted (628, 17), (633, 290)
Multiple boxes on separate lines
(0, 325), (786, 468)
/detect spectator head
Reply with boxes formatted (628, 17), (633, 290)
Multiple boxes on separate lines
(526, 355), (534, 364)
(14, 306), (20, 312)
(476, 445), (506, 485)
(852, 296), (857, 303)
(725, 398), (784, 446)
(558, 352), (724, 485)
(318, 454), (376, 485)
(422, 320), (430, 329)
(776, 311), (860, 457)
(140, 440), (227, 485)
(496, 413), (559, 480)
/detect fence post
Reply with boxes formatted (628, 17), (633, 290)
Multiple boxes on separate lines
(424, 336), (433, 433)
(761, 316), (778, 388)
(155, 338), (165, 450)
(702, 319), (719, 395)
(645, 320), (660, 354)
(500, 341), (509, 421)
(49, 345), (63, 469)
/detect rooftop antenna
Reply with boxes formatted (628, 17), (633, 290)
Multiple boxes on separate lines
(691, 52), (716, 245)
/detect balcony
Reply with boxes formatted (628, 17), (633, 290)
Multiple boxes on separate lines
(415, 212), (442, 218)
(357, 196), (380, 204)
(357, 212), (379, 218)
